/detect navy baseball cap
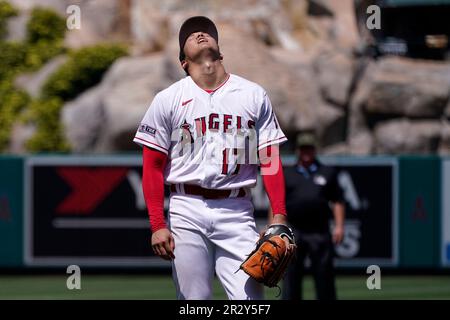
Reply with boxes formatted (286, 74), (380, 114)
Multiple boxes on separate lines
(178, 16), (219, 62)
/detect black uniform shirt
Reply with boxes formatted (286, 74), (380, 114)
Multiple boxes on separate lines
(284, 160), (344, 232)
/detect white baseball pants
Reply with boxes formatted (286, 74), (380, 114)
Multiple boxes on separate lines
(168, 193), (263, 300)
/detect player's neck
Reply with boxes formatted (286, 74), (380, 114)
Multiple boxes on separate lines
(189, 60), (227, 91)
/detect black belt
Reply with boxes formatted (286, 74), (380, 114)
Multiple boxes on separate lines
(170, 184), (246, 199)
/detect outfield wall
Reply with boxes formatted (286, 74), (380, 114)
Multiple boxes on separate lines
(0, 155), (446, 269)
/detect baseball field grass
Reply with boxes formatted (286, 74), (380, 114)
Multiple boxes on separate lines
(1, 275), (449, 300)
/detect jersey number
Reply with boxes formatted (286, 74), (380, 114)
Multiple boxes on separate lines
(222, 148), (241, 175)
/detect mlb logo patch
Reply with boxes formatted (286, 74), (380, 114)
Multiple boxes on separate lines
(139, 124), (157, 136)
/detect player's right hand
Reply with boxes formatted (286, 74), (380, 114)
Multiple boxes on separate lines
(151, 228), (175, 260)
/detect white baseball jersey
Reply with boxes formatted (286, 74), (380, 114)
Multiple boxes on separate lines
(133, 73), (287, 189)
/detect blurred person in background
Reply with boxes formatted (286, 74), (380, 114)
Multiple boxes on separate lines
(281, 132), (345, 300)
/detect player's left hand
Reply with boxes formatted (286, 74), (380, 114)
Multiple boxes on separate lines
(271, 213), (288, 225)
(240, 223), (296, 288)
(332, 225), (344, 244)
(263, 214), (295, 253)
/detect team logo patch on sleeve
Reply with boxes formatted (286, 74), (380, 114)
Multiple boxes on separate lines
(138, 124), (157, 136)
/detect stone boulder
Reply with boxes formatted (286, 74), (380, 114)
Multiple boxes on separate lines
(363, 57), (450, 118)
(62, 85), (107, 152)
(130, 0), (169, 55)
(62, 54), (175, 153)
(8, 0), (130, 49)
(64, 0), (129, 49)
(218, 23), (337, 134)
(315, 104), (346, 147)
(7, 0), (69, 12)
(374, 119), (442, 154)
(314, 49), (356, 106)
(347, 56), (450, 155)
(8, 122), (36, 154)
(347, 59), (375, 154)
(349, 131), (374, 155)
(6, 12), (28, 42)
(130, 0), (304, 53)
(322, 142), (349, 155)
(308, 0), (359, 49)
(14, 56), (67, 98)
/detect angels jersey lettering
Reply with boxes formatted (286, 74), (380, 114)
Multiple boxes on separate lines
(134, 74), (287, 189)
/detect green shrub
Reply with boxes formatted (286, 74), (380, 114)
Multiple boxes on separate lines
(23, 40), (65, 70)
(0, 40), (61, 79)
(0, 79), (29, 150)
(26, 44), (127, 152)
(22, 7), (66, 70)
(0, 5), (68, 152)
(26, 7), (66, 44)
(0, 5), (127, 153)
(0, 1), (17, 40)
(42, 44), (127, 101)
(0, 41), (27, 79)
(0, 6), (66, 77)
(25, 97), (70, 152)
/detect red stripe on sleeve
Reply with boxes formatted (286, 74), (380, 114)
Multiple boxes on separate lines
(135, 137), (169, 152)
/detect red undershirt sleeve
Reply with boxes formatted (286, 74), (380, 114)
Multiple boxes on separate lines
(260, 145), (287, 216)
(142, 146), (168, 233)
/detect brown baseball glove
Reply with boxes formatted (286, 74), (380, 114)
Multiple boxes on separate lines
(239, 224), (296, 288)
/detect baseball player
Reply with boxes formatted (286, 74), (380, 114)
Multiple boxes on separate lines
(134, 16), (289, 300)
